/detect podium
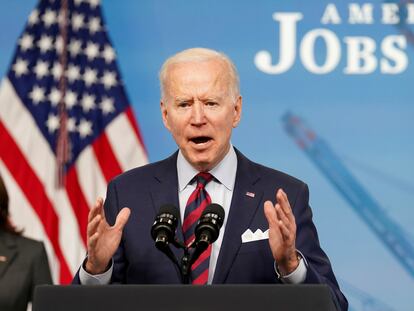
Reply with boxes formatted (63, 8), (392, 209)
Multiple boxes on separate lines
(33, 284), (337, 311)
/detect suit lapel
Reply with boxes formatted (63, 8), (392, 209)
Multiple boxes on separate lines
(0, 232), (18, 279)
(213, 150), (263, 283)
(149, 151), (184, 260)
(150, 151), (180, 214)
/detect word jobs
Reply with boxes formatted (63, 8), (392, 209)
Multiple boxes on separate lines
(255, 11), (409, 75)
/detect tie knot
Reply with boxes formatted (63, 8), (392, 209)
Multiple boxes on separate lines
(195, 172), (213, 188)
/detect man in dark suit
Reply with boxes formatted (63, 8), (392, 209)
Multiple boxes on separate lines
(74, 48), (348, 311)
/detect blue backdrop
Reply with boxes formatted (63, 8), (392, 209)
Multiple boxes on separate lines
(1, 1), (413, 310)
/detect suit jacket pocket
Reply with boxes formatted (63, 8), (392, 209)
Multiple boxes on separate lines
(238, 238), (270, 254)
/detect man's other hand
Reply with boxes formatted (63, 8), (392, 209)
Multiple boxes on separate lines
(264, 189), (299, 276)
(85, 197), (131, 275)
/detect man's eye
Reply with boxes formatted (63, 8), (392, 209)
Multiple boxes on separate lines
(206, 101), (218, 107)
(178, 102), (190, 108)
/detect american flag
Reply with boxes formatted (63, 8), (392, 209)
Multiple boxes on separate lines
(0, 0), (147, 284)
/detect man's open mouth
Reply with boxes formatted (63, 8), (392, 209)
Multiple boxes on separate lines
(190, 136), (212, 144)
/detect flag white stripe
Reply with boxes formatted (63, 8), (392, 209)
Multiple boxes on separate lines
(76, 145), (108, 207)
(106, 112), (148, 171)
(54, 187), (87, 274)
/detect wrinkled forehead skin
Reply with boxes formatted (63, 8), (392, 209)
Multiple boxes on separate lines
(163, 58), (235, 104)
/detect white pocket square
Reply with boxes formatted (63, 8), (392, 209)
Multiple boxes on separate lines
(241, 229), (269, 243)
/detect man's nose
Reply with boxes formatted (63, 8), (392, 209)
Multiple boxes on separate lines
(191, 102), (206, 125)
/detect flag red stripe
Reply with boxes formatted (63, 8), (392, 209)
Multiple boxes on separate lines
(65, 167), (90, 245)
(125, 106), (147, 155)
(92, 132), (123, 182)
(0, 121), (72, 283)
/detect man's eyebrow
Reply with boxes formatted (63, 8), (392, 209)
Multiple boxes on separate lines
(174, 97), (193, 102)
(173, 96), (223, 102)
(201, 97), (219, 101)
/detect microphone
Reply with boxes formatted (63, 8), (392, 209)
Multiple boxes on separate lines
(194, 203), (225, 248)
(188, 203), (225, 267)
(151, 204), (179, 250)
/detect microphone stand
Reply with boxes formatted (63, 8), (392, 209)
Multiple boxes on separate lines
(161, 238), (207, 284)
(170, 239), (192, 284)
(181, 247), (191, 284)
(181, 239), (209, 284)
(153, 224), (217, 284)
(153, 203), (224, 284)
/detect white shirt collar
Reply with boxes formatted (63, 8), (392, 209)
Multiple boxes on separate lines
(177, 144), (238, 192)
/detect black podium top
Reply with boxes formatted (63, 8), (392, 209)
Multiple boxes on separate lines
(33, 284), (336, 311)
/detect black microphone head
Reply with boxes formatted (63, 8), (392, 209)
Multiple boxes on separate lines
(158, 203), (180, 220)
(194, 203), (225, 245)
(202, 203), (225, 227)
(151, 204), (179, 248)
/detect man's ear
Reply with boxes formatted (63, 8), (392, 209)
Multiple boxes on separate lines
(232, 95), (242, 128)
(160, 101), (170, 131)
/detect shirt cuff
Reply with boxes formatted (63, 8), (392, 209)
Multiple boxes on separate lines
(79, 257), (113, 285)
(274, 250), (307, 284)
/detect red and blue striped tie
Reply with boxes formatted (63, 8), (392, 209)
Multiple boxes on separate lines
(182, 172), (213, 284)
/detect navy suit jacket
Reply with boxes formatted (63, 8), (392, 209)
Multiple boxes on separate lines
(74, 149), (347, 311)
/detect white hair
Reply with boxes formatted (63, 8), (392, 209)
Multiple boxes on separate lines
(159, 47), (240, 101)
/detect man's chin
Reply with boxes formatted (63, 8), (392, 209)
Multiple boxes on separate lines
(185, 153), (215, 172)
(189, 159), (213, 172)
(184, 145), (228, 171)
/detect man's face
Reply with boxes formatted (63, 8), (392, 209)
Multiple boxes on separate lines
(161, 58), (242, 172)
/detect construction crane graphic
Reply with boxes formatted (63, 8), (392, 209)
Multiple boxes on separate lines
(282, 112), (414, 279)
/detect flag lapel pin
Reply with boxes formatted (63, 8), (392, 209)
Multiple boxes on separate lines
(245, 191), (255, 198)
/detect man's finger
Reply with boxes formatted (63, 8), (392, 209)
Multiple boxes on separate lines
(114, 207), (131, 231)
(278, 219), (293, 242)
(275, 203), (291, 231)
(277, 189), (295, 223)
(264, 200), (278, 227)
(88, 232), (99, 249)
(87, 203), (99, 223)
(88, 197), (104, 222)
(87, 214), (101, 238)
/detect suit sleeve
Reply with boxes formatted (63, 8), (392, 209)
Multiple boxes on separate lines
(293, 183), (348, 311)
(105, 179), (127, 283)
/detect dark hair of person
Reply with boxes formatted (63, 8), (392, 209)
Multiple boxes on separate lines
(0, 174), (22, 235)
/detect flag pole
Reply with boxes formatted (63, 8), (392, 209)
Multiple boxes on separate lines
(56, 0), (70, 188)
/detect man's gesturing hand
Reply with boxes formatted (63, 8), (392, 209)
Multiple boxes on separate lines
(85, 197), (131, 275)
(264, 189), (299, 276)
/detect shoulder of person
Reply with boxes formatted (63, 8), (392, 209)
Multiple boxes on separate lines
(1, 231), (45, 253)
(235, 148), (307, 191)
(108, 151), (179, 185)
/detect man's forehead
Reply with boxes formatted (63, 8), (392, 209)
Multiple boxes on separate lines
(165, 60), (230, 98)
(167, 80), (229, 101)
(168, 59), (227, 79)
